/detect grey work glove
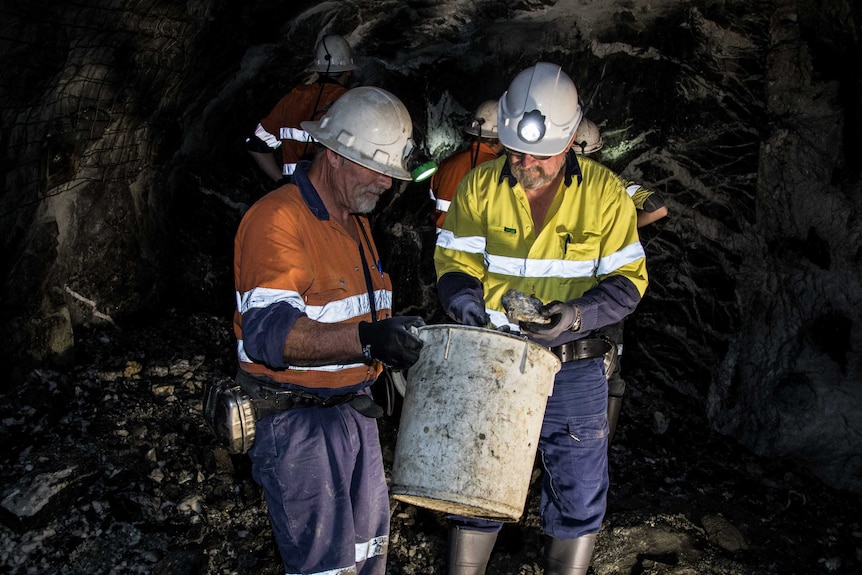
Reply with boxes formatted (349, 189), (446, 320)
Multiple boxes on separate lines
(521, 301), (580, 343)
(358, 316), (425, 369)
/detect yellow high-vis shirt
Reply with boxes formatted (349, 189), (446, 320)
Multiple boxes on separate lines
(435, 154), (647, 329)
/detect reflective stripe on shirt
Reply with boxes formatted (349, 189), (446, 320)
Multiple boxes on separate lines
(597, 241), (645, 277)
(436, 229), (485, 254)
(485, 253), (599, 279)
(254, 123), (280, 149)
(280, 126), (314, 143)
(237, 286), (302, 314)
(236, 339), (366, 372)
(237, 286), (392, 324)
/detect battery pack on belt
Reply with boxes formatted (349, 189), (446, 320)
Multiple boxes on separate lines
(202, 372), (384, 455)
(550, 338), (612, 363)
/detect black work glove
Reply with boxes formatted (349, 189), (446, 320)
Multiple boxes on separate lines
(521, 301), (580, 344)
(358, 316), (425, 369)
(458, 301), (491, 327)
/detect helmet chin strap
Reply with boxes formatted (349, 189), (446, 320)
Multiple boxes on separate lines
(471, 118), (485, 168)
(304, 37), (338, 159)
(322, 36), (333, 75)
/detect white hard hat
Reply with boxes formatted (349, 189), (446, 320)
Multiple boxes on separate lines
(498, 62), (583, 156)
(464, 99), (499, 138)
(302, 87), (415, 180)
(572, 118), (603, 154)
(308, 34), (356, 73)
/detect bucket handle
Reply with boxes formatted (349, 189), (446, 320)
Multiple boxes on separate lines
(444, 327), (453, 360)
(520, 341), (529, 374)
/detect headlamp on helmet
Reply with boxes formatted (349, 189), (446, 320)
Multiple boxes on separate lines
(407, 148), (437, 182)
(518, 110), (547, 144)
(498, 62), (583, 157)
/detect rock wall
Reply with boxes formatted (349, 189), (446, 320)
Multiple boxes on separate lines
(709, 0), (862, 490)
(1, 0), (860, 491)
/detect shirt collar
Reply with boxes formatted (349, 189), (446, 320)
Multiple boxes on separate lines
(564, 149), (584, 186)
(292, 160), (329, 220)
(499, 149), (583, 187)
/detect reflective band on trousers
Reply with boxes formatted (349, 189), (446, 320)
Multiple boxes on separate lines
(355, 535), (388, 563)
(282, 534), (387, 574)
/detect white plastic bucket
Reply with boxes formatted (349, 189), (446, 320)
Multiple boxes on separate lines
(391, 324), (561, 521)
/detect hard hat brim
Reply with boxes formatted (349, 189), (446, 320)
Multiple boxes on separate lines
(302, 120), (413, 181)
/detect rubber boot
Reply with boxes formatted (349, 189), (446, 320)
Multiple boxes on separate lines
(607, 394), (623, 447)
(447, 527), (498, 575)
(543, 533), (597, 575)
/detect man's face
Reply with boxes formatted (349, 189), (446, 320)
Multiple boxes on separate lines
(506, 148), (567, 190)
(333, 154), (393, 214)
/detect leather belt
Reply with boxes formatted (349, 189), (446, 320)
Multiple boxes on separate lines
(236, 370), (382, 419)
(250, 382), (356, 420)
(550, 338), (612, 363)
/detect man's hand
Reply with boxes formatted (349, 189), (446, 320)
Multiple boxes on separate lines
(457, 301), (491, 327)
(521, 301), (580, 343)
(358, 316), (425, 369)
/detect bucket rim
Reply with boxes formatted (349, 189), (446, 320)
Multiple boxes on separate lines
(415, 323), (561, 364)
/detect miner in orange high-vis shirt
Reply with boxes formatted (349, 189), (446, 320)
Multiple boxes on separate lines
(245, 34), (354, 187)
(234, 86), (425, 575)
(429, 99), (504, 232)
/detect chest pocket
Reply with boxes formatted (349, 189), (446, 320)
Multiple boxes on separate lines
(559, 229), (601, 263)
(486, 224), (524, 257)
(305, 274), (349, 321)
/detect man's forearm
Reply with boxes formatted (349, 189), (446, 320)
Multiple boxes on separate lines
(283, 316), (363, 366)
(249, 150), (283, 182)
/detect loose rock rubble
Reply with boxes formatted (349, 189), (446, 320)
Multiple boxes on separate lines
(1, 311), (860, 574)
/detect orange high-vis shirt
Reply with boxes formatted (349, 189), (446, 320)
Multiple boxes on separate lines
(255, 82), (348, 177)
(429, 141), (500, 230)
(233, 173), (390, 391)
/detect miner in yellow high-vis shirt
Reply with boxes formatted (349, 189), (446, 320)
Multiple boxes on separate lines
(434, 62), (648, 575)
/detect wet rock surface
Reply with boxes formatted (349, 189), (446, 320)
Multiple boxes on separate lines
(1, 312), (860, 574)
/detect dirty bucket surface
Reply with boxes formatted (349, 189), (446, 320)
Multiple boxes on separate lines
(391, 325), (560, 521)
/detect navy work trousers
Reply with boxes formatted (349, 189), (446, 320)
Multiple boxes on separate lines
(248, 398), (390, 575)
(454, 356), (609, 539)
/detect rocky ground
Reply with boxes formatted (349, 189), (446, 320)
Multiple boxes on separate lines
(1, 311), (860, 574)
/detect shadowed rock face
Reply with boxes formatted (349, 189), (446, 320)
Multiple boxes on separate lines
(0, 0), (860, 542)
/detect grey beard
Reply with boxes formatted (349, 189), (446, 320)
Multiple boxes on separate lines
(352, 189), (385, 214)
(511, 164), (555, 189)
